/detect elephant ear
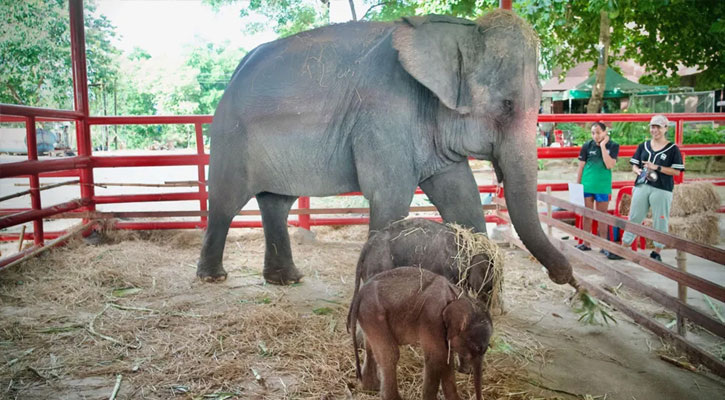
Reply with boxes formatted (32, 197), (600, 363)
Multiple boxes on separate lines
(443, 298), (471, 340)
(393, 15), (475, 115)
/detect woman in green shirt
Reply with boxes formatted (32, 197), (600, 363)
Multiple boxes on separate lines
(575, 122), (619, 252)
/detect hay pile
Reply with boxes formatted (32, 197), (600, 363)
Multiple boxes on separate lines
(449, 223), (504, 314)
(618, 183), (721, 247)
(0, 227), (540, 399)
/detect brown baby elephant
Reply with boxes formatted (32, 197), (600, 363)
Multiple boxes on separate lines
(354, 218), (499, 308)
(348, 267), (493, 400)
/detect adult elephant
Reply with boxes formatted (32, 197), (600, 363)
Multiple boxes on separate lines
(197, 10), (573, 286)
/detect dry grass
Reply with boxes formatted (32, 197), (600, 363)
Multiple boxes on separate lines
(449, 223), (504, 313)
(0, 226), (551, 399)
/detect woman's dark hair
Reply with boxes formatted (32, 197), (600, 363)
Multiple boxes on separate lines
(592, 122), (607, 131)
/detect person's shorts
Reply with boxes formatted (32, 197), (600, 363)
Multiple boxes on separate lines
(584, 192), (610, 202)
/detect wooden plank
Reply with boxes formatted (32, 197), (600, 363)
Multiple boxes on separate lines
(572, 272), (725, 379)
(540, 214), (725, 303)
(501, 230), (725, 378)
(538, 193), (725, 265)
(552, 238), (725, 339)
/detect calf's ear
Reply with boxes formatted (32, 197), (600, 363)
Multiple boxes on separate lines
(443, 299), (470, 340)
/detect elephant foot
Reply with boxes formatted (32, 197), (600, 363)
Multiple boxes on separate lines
(360, 371), (380, 391)
(197, 263), (228, 283)
(263, 265), (304, 285)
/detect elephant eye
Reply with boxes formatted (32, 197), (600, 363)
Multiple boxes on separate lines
(502, 99), (514, 113)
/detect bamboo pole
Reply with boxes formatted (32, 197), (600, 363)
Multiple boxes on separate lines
(17, 225), (26, 251)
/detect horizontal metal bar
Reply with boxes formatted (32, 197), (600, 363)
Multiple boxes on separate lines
(0, 157), (92, 178)
(537, 113), (725, 123)
(0, 103), (83, 120)
(0, 199), (90, 230)
(91, 154), (209, 168)
(88, 115), (213, 125)
(93, 192), (203, 204)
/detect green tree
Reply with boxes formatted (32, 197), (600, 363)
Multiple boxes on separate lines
(172, 42), (246, 115)
(204, 0), (331, 37)
(0, 0), (119, 109)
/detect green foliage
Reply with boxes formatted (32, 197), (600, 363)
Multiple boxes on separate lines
(683, 125), (725, 145)
(204, 0), (329, 37)
(556, 123), (589, 146)
(0, 0), (119, 108)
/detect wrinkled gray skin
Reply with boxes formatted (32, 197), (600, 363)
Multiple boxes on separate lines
(354, 218), (494, 305)
(349, 267), (492, 400)
(197, 10), (573, 286)
(352, 217), (493, 374)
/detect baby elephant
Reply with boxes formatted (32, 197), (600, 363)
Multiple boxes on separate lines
(349, 267), (493, 400)
(354, 218), (499, 308)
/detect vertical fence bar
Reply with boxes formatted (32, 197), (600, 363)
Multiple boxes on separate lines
(195, 122), (208, 226)
(298, 196), (310, 230)
(675, 118), (684, 184)
(69, 0), (95, 216)
(25, 116), (44, 246)
(546, 186), (552, 236)
(676, 249), (688, 336)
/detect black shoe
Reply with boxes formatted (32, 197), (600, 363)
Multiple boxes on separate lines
(604, 250), (623, 260)
(650, 251), (662, 262)
(575, 244), (591, 251)
(599, 249), (607, 255)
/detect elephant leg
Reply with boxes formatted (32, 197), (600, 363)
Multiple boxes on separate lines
(421, 336), (456, 400)
(257, 192), (304, 285)
(361, 338), (381, 391)
(197, 190), (251, 282)
(366, 188), (415, 234)
(419, 160), (487, 234)
(366, 330), (401, 400)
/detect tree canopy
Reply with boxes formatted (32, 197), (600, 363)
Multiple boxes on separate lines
(0, 0), (119, 108)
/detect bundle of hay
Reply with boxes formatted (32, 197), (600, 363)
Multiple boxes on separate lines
(671, 182), (721, 217)
(448, 223), (505, 314)
(636, 183), (722, 247)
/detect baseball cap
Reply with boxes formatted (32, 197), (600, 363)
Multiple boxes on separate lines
(649, 115), (669, 127)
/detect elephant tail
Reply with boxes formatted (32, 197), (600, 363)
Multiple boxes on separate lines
(348, 290), (363, 381)
(346, 239), (371, 333)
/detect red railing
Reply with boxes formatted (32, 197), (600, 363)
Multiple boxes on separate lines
(2, 0), (725, 270)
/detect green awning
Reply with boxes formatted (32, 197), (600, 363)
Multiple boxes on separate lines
(552, 67), (668, 101)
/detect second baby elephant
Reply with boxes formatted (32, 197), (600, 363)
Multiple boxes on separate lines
(354, 218), (500, 308)
(349, 267), (493, 400)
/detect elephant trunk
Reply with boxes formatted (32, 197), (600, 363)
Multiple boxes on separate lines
(472, 355), (483, 400)
(496, 111), (573, 285)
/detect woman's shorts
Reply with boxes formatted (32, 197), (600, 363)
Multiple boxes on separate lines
(584, 192), (610, 202)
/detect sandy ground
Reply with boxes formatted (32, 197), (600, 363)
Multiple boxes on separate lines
(0, 225), (723, 400)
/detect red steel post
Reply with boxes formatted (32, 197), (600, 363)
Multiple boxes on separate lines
(25, 117), (44, 245)
(69, 0), (96, 213)
(298, 196), (311, 230)
(500, 0), (512, 10)
(675, 119), (685, 184)
(195, 122), (208, 226)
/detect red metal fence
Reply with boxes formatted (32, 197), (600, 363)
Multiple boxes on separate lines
(2, 0), (725, 270)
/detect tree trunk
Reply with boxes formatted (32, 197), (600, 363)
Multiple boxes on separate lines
(587, 9), (611, 114)
(348, 0), (357, 21)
